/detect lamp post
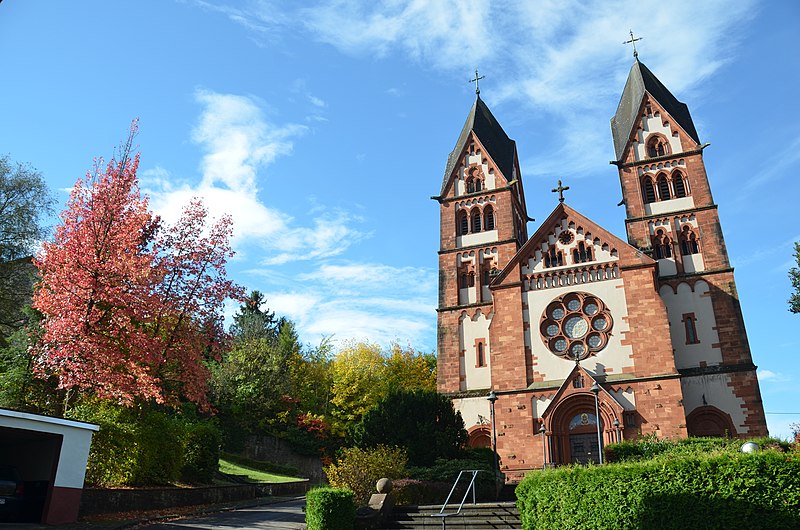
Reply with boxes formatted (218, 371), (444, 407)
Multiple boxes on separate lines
(590, 382), (603, 464)
(538, 424), (547, 469)
(487, 391), (499, 475)
(613, 417), (621, 443)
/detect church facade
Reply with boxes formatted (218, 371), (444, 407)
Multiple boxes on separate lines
(433, 59), (767, 481)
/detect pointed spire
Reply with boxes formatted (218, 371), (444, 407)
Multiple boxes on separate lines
(610, 60), (700, 161)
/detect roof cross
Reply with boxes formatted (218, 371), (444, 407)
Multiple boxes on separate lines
(623, 30), (643, 59)
(469, 69), (485, 95)
(552, 179), (570, 203)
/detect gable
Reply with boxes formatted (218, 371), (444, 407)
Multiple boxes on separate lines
(439, 131), (519, 200)
(493, 203), (654, 289)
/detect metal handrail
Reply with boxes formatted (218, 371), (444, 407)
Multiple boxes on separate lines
(431, 469), (481, 529)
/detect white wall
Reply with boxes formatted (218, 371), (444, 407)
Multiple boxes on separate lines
(460, 310), (492, 390)
(681, 375), (747, 433)
(658, 280), (722, 369)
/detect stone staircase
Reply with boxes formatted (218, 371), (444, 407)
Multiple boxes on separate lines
(383, 501), (521, 529)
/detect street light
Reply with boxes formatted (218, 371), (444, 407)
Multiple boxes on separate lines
(538, 424), (547, 469)
(590, 383), (603, 464)
(487, 391), (499, 475)
(613, 417), (621, 443)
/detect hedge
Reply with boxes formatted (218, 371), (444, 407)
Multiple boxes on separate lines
(306, 487), (355, 530)
(516, 451), (800, 530)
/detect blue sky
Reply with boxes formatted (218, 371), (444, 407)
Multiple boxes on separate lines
(1, 1), (799, 438)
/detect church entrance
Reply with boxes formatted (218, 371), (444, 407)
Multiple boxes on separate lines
(568, 412), (602, 464)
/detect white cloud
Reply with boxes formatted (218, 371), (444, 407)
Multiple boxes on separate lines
(758, 369), (783, 382)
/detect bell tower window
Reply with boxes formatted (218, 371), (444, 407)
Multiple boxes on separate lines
(657, 174), (671, 200)
(467, 178), (475, 193)
(457, 211), (468, 236)
(643, 178), (656, 204)
(647, 136), (669, 158)
(673, 171), (687, 198)
(484, 205), (495, 230)
(471, 210), (482, 233)
(652, 229), (672, 259)
(680, 226), (700, 255)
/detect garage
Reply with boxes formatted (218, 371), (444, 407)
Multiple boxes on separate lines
(0, 409), (98, 524)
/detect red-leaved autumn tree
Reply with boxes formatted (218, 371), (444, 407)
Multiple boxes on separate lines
(32, 123), (243, 409)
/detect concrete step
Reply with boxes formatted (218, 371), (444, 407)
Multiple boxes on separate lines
(384, 502), (521, 529)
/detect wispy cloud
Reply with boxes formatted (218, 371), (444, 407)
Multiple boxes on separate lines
(193, 1), (756, 177)
(743, 135), (800, 191)
(758, 369), (787, 382)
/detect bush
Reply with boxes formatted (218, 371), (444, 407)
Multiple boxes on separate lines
(181, 421), (221, 483)
(407, 448), (497, 502)
(516, 451), (800, 529)
(392, 479), (451, 506)
(350, 389), (466, 467)
(605, 434), (792, 463)
(325, 445), (407, 506)
(306, 487), (355, 530)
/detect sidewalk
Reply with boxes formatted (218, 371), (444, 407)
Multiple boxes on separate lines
(4, 496), (304, 530)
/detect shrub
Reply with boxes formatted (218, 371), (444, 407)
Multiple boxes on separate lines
(306, 487), (355, 530)
(350, 389), (466, 467)
(325, 445), (407, 506)
(392, 479), (451, 506)
(516, 451), (800, 529)
(605, 434), (791, 463)
(181, 421), (221, 483)
(407, 448), (497, 502)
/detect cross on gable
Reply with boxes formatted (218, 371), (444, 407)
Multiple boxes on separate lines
(552, 179), (570, 203)
(623, 30), (643, 59)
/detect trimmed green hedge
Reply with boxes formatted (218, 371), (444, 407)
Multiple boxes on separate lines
(306, 487), (355, 530)
(516, 451), (800, 529)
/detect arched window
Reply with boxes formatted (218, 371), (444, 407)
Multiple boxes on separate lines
(673, 171), (687, 198)
(657, 174), (671, 200)
(573, 242), (592, 263)
(475, 179), (482, 192)
(652, 229), (672, 259)
(484, 205), (495, 230)
(483, 269), (491, 286)
(460, 274), (468, 289)
(468, 272), (475, 287)
(647, 136), (668, 158)
(476, 342), (486, 367)
(457, 211), (468, 236)
(466, 178), (475, 193)
(680, 226), (700, 255)
(471, 210), (482, 233)
(643, 178), (656, 203)
(544, 248), (563, 268)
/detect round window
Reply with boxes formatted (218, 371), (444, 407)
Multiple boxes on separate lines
(539, 292), (613, 361)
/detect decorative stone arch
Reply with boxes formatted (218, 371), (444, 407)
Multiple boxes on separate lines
(642, 175), (656, 204)
(543, 389), (623, 465)
(646, 132), (671, 158)
(686, 405), (736, 437)
(656, 172), (671, 200)
(466, 425), (491, 449)
(671, 168), (689, 197)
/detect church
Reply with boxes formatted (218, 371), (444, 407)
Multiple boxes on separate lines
(433, 58), (768, 481)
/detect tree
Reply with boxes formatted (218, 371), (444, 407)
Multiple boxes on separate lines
(351, 389), (467, 467)
(230, 290), (278, 342)
(32, 123), (243, 409)
(329, 341), (388, 430)
(384, 343), (437, 393)
(0, 156), (53, 341)
(789, 242), (800, 313)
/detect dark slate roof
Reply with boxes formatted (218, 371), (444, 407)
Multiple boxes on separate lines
(441, 96), (517, 195)
(610, 60), (700, 161)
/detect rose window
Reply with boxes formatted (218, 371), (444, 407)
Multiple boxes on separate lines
(540, 292), (613, 361)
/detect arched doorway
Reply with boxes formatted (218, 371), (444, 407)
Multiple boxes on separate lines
(466, 425), (491, 448)
(686, 406), (736, 437)
(567, 412), (603, 464)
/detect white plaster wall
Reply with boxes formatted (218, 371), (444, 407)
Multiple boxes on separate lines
(634, 117), (683, 161)
(460, 287), (477, 304)
(657, 258), (677, 276)
(466, 154), (498, 191)
(0, 412), (97, 489)
(523, 278), (633, 381)
(644, 196), (695, 216)
(459, 230), (498, 247)
(658, 281), (721, 369)
(681, 375), (747, 433)
(683, 253), (705, 273)
(521, 227), (618, 275)
(531, 395), (554, 419)
(460, 311), (492, 390)
(453, 396), (492, 430)
(610, 387), (637, 410)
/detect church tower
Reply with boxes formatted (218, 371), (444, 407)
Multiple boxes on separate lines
(611, 59), (767, 436)
(433, 94), (529, 400)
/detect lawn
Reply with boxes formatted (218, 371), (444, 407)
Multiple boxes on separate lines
(218, 457), (306, 483)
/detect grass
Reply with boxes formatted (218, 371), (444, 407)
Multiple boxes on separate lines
(218, 457), (305, 483)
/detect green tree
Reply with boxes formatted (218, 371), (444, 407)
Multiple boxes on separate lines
(329, 341), (388, 430)
(384, 343), (437, 392)
(789, 242), (800, 313)
(351, 389), (467, 467)
(230, 290), (278, 342)
(0, 156), (53, 343)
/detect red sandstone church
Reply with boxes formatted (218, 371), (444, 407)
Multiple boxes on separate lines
(434, 58), (767, 481)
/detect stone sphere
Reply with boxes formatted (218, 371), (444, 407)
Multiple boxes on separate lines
(740, 442), (759, 453)
(376, 478), (393, 494)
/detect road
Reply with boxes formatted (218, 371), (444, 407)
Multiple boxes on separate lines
(137, 498), (306, 530)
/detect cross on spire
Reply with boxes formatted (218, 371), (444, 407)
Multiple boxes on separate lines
(552, 179), (570, 203)
(623, 30), (643, 59)
(469, 69), (485, 95)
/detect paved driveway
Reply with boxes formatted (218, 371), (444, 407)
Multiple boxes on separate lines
(138, 498), (306, 530)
